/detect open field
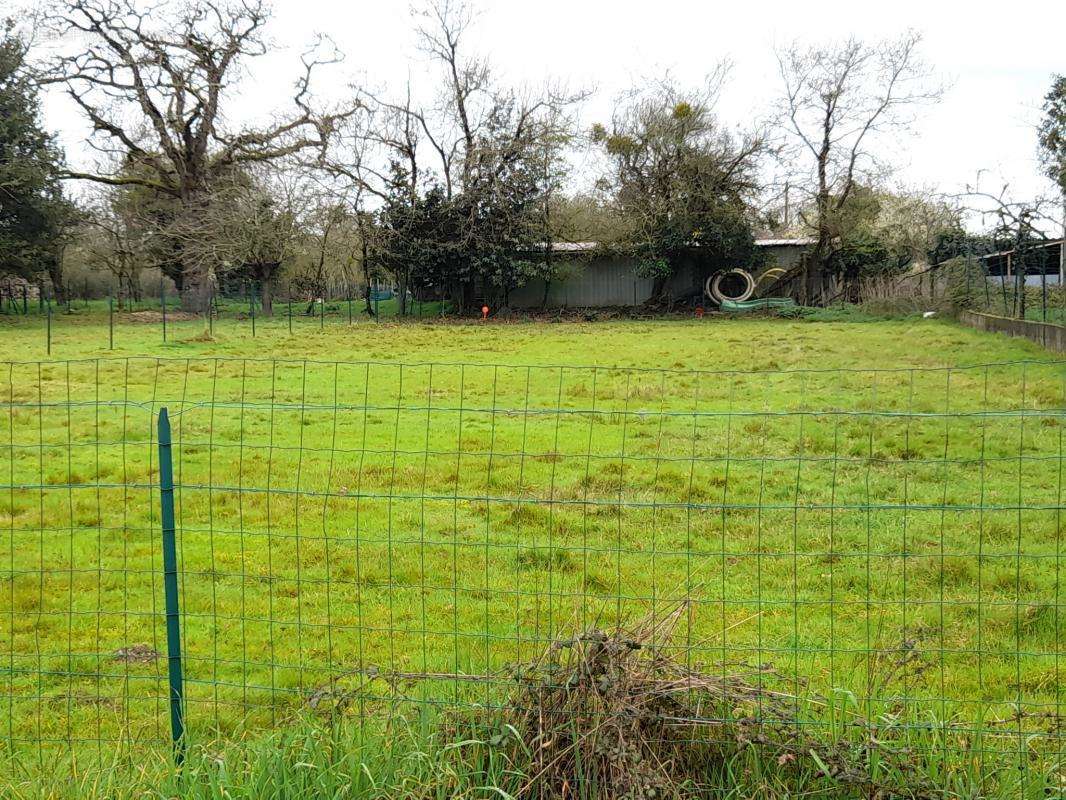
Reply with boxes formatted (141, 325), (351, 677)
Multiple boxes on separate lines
(0, 311), (1064, 796)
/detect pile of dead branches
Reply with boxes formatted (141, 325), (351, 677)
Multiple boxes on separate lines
(500, 603), (937, 800)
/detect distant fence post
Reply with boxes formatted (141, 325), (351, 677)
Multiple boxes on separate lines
(157, 407), (186, 763)
(161, 275), (167, 343)
(108, 294), (114, 350)
(46, 301), (52, 355)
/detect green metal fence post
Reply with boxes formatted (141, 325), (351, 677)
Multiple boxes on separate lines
(108, 294), (114, 350)
(161, 275), (167, 342)
(46, 300), (51, 355)
(157, 407), (186, 763)
(287, 289), (293, 334)
(22, 284), (27, 314)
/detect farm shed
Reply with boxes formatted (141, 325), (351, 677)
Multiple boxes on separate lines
(506, 238), (815, 309)
(980, 238), (1064, 286)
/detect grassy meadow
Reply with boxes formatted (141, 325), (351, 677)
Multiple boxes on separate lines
(0, 306), (1064, 797)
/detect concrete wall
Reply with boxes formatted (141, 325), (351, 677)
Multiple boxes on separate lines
(958, 310), (1066, 352)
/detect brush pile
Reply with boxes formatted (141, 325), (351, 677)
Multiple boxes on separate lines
(503, 603), (933, 800)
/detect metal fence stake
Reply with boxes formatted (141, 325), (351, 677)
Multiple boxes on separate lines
(158, 407), (186, 764)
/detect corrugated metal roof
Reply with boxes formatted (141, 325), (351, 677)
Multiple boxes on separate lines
(978, 238), (1064, 259)
(538, 238), (816, 252)
(755, 237), (818, 247)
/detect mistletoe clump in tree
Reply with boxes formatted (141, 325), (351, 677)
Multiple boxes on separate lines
(593, 76), (763, 305)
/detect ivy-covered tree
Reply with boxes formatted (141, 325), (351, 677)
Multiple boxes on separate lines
(1038, 75), (1066, 196)
(0, 20), (69, 295)
(1039, 74), (1066, 279)
(593, 77), (763, 304)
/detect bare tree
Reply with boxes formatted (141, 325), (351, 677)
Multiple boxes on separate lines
(775, 32), (940, 303)
(328, 0), (585, 313)
(81, 193), (146, 308)
(312, 114), (387, 316)
(955, 182), (1060, 319)
(166, 167), (306, 315)
(43, 0), (355, 307)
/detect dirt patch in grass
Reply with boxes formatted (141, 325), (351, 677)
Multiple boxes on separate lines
(126, 310), (199, 323)
(112, 644), (160, 664)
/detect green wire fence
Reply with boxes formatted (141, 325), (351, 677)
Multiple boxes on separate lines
(1, 356), (1063, 782)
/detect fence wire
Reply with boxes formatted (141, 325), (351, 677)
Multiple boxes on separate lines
(1, 356), (1063, 778)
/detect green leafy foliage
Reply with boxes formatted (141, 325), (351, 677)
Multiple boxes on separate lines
(0, 20), (68, 281)
(595, 82), (763, 297)
(1038, 74), (1066, 195)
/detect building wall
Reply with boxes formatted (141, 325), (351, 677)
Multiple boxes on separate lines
(507, 245), (808, 309)
(761, 244), (807, 271)
(508, 256), (656, 308)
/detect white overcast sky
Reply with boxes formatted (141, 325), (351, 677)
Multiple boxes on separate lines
(36, 0), (1066, 215)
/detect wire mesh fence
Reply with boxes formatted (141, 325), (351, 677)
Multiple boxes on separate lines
(1, 356), (1063, 780)
(920, 242), (1064, 325)
(0, 282), (447, 359)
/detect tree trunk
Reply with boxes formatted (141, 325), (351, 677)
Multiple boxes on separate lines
(360, 239), (374, 316)
(648, 273), (669, 305)
(47, 260), (65, 305)
(180, 270), (208, 312)
(1060, 195), (1065, 287)
(396, 269), (408, 316)
(455, 281), (475, 315)
(258, 265), (277, 316)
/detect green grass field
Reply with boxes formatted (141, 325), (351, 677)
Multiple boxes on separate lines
(1, 308), (1063, 797)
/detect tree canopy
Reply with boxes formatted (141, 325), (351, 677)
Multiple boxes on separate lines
(0, 20), (68, 285)
(593, 78), (763, 301)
